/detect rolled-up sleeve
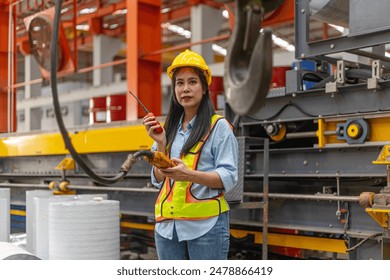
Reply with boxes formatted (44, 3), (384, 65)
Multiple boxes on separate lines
(151, 172), (163, 189)
(150, 142), (164, 189)
(212, 122), (238, 193)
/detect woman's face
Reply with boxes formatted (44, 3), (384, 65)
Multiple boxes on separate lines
(174, 67), (204, 112)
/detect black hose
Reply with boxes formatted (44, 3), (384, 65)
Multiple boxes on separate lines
(311, 75), (335, 89)
(50, 0), (127, 185)
(346, 68), (372, 80)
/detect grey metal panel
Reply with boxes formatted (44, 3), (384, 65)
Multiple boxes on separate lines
(311, 0), (349, 27)
(285, 70), (302, 94)
(0, 152), (152, 179)
(248, 146), (387, 178)
(295, 0), (390, 59)
(248, 81), (390, 122)
(348, 238), (384, 260)
(108, 190), (157, 216)
(349, 0), (390, 36)
(230, 199), (382, 236)
(225, 137), (245, 202)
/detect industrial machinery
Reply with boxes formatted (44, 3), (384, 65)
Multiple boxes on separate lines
(224, 0), (390, 260)
(2, 0), (390, 260)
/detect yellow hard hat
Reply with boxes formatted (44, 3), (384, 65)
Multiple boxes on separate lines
(167, 49), (212, 85)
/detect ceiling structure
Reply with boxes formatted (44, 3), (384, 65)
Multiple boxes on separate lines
(0, 0), (348, 131)
(9, 0), (345, 74)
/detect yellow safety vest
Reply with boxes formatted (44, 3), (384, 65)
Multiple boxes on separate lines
(155, 114), (231, 222)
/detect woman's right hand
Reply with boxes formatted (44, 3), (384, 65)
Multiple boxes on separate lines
(142, 113), (166, 144)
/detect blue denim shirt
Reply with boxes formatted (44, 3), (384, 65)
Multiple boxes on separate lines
(151, 115), (238, 241)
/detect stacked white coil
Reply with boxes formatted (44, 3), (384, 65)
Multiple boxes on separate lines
(0, 188), (10, 242)
(48, 199), (120, 260)
(34, 195), (75, 259)
(26, 190), (52, 254)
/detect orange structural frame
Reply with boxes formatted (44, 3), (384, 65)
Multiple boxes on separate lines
(0, 5), (16, 133)
(126, 0), (162, 120)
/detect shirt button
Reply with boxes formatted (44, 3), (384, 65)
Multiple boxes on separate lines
(170, 212), (173, 215)
(170, 206), (174, 209)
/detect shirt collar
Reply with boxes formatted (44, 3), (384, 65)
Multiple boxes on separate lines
(179, 114), (197, 131)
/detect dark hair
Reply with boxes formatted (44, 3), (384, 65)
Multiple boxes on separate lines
(164, 67), (215, 155)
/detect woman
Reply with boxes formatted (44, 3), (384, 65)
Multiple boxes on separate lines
(143, 49), (238, 260)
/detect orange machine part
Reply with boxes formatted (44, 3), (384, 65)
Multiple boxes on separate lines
(23, 7), (75, 79)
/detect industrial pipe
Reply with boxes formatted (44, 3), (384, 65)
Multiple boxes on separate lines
(286, 130), (336, 139)
(244, 192), (361, 203)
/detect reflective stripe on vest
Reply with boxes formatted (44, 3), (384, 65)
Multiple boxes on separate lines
(155, 114), (231, 222)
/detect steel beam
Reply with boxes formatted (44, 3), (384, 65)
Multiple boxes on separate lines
(126, 0), (162, 120)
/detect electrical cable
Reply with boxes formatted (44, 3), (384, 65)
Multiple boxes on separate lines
(311, 75), (335, 89)
(50, 0), (131, 185)
(345, 232), (382, 252)
(308, 68), (373, 90)
(246, 101), (318, 122)
(345, 68), (372, 80)
(301, 70), (329, 83)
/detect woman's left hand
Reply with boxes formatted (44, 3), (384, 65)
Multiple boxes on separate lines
(158, 158), (193, 182)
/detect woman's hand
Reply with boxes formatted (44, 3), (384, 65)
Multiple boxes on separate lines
(158, 158), (193, 182)
(158, 158), (224, 189)
(142, 113), (166, 145)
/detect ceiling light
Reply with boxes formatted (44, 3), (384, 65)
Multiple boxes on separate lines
(112, 9), (127, 16)
(161, 8), (171, 14)
(222, 10), (229, 19)
(161, 23), (192, 39)
(79, 7), (97, 15)
(76, 24), (89, 31)
(271, 34), (295, 52)
(212, 44), (227, 56)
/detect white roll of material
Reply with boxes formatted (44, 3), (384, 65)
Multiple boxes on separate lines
(26, 190), (52, 254)
(48, 200), (120, 260)
(0, 188), (10, 242)
(34, 195), (76, 260)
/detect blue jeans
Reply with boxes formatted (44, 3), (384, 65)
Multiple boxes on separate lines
(154, 212), (230, 260)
